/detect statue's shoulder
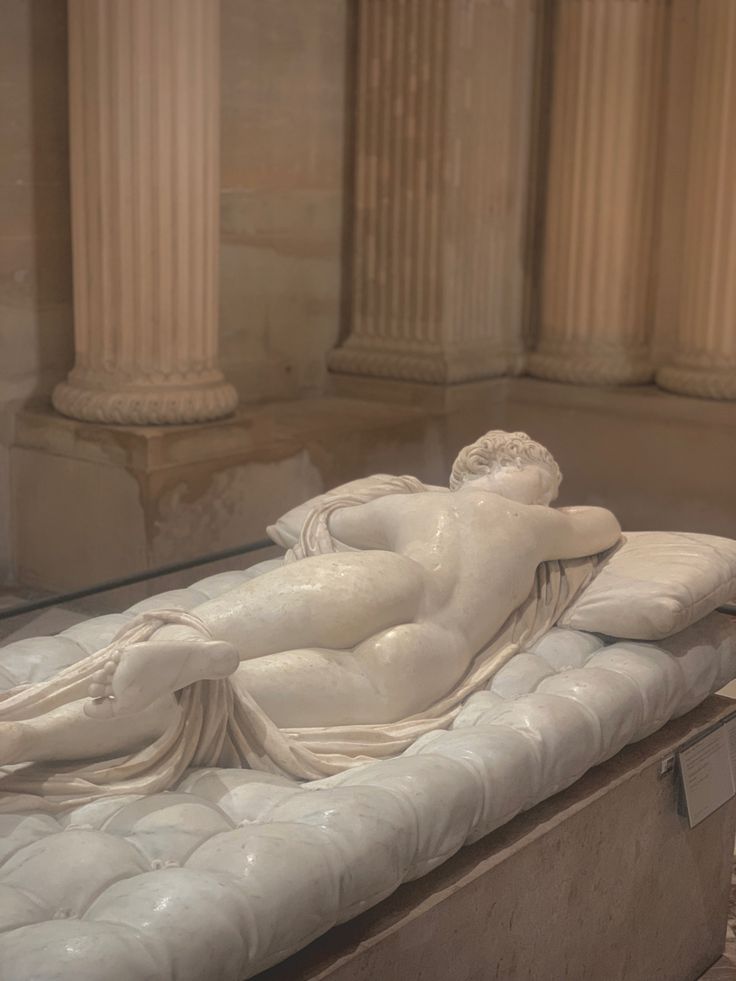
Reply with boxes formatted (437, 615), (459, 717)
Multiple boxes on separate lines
(357, 479), (449, 507)
(385, 489), (456, 527)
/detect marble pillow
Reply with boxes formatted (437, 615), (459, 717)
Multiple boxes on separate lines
(558, 531), (736, 640)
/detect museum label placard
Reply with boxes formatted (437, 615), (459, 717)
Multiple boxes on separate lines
(679, 722), (736, 828)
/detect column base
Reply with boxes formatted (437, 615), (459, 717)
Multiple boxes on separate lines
(656, 364), (736, 400)
(52, 376), (239, 426)
(527, 345), (653, 385)
(328, 340), (522, 385)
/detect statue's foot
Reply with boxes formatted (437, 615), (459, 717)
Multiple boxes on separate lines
(84, 638), (239, 719)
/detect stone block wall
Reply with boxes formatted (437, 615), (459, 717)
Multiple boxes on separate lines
(220, 0), (348, 401)
(0, 0), (350, 580)
(0, 1), (74, 580)
(2, 0), (735, 591)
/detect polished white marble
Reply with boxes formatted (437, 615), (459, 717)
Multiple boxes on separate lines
(1, 430), (735, 979)
(0, 588), (734, 979)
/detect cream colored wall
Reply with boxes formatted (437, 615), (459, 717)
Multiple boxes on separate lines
(3, 0), (734, 590)
(220, 0), (348, 401)
(0, 1), (74, 580)
(0, 0), (349, 409)
(0, 0), (349, 580)
(504, 381), (736, 540)
(0, 1), (73, 406)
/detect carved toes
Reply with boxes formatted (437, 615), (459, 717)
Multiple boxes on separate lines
(85, 651), (121, 707)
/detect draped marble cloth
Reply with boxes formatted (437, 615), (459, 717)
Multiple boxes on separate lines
(0, 479), (602, 812)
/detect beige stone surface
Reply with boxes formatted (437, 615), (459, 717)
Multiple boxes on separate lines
(529, 0), (668, 385)
(0, 0), (349, 573)
(329, 372), (511, 413)
(505, 378), (736, 538)
(329, 0), (538, 384)
(12, 445), (147, 592)
(257, 697), (736, 981)
(150, 452), (323, 567)
(656, 0), (736, 400)
(0, 0), (349, 419)
(12, 399), (446, 591)
(0, 1), (73, 405)
(0, 0), (74, 579)
(53, 0), (237, 425)
(0, 0), (367, 582)
(3, 0), (736, 594)
(651, 0), (699, 382)
(220, 0), (347, 402)
(332, 377), (736, 540)
(14, 376), (736, 592)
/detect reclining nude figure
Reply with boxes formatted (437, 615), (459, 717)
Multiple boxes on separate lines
(0, 432), (621, 776)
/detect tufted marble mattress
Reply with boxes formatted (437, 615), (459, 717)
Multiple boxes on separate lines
(1, 559), (735, 981)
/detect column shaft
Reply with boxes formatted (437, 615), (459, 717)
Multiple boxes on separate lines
(529, 0), (668, 385)
(53, 0), (237, 425)
(656, 0), (736, 399)
(329, 0), (536, 384)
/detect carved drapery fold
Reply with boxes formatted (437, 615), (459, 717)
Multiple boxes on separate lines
(329, 0), (536, 385)
(656, 0), (736, 400)
(53, 0), (237, 425)
(528, 0), (668, 385)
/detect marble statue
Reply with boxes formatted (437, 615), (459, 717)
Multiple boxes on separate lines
(2, 434), (735, 981)
(0, 431), (622, 799)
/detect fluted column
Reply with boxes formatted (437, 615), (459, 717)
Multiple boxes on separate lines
(53, 0), (237, 425)
(329, 0), (536, 385)
(528, 0), (668, 385)
(656, 1), (736, 400)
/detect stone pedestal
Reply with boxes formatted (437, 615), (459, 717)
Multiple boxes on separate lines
(528, 0), (668, 385)
(52, 0), (237, 425)
(257, 697), (736, 981)
(656, 0), (736, 400)
(11, 401), (447, 593)
(13, 378), (736, 593)
(329, 0), (538, 385)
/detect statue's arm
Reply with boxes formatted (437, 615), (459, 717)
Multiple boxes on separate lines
(268, 477), (445, 549)
(327, 498), (395, 550)
(536, 505), (622, 561)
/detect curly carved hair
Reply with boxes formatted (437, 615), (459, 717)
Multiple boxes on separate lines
(449, 431), (562, 491)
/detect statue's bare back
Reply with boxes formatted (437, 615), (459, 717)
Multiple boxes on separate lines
(331, 489), (554, 648)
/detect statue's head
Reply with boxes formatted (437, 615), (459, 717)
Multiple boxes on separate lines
(449, 431), (562, 506)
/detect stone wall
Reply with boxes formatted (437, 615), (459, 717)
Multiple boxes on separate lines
(0, 1), (74, 580)
(0, 0), (349, 580)
(220, 0), (348, 401)
(3, 0), (735, 592)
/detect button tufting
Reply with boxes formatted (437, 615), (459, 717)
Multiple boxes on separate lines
(0, 601), (733, 981)
(150, 858), (180, 870)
